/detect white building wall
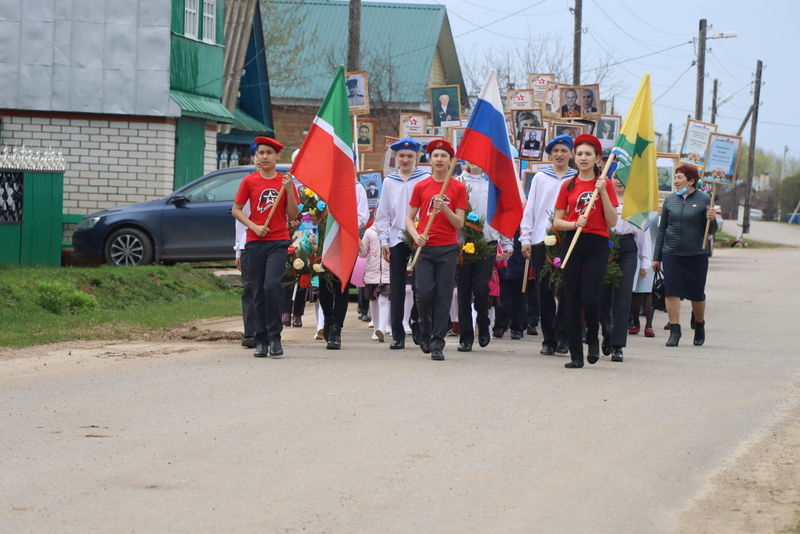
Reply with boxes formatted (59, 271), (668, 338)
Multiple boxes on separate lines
(204, 126), (218, 175)
(1, 114), (176, 214)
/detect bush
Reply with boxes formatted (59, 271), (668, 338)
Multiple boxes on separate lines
(35, 281), (98, 314)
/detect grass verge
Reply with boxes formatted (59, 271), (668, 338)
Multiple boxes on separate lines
(715, 231), (791, 249)
(0, 264), (241, 348)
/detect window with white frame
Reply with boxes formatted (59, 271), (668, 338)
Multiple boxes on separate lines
(202, 0), (216, 43)
(184, 0), (199, 39)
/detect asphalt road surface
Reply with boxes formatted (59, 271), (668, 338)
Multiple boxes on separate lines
(2, 242), (799, 533)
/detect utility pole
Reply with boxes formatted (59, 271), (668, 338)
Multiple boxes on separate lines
(742, 59), (762, 235)
(694, 18), (707, 120)
(347, 0), (361, 71)
(572, 0), (582, 85)
(667, 123), (672, 153)
(710, 78), (718, 123)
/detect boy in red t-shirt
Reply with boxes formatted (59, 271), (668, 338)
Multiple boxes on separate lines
(406, 139), (467, 361)
(232, 136), (300, 358)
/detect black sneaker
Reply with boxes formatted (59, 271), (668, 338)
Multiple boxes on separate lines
(431, 349), (445, 361)
(526, 325), (538, 336)
(540, 342), (556, 355)
(611, 347), (623, 362)
(510, 330), (523, 340)
(268, 340), (284, 358)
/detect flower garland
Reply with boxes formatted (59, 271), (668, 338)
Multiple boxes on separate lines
(458, 207), (495, 265)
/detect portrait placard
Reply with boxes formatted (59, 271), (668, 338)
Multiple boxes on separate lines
(519, 127), (546, 161)
(543, 81), (562, 120)
(508, 89), (536, 110)
(355, 118), (376, 153)
(382, 136), (399, 175)
(399, 112), (428, 137)
(358, 171), (384, 210)
(596, 115), (621, 149)
(575, 119), (595, 135)
(511, 108), (543, 144)
(429, 85), (462, 127)
(702, 132), (742, 185)
(522, 162), (552, 197)
(559, 85), (583, 119)
(528, 73), (556, 103)
(346, 71), (370, 116)
(679, 118), (717, 167)
(551, 121), (585, 140)
(656, 153), (678, 197)
(580, 84), (600, 120)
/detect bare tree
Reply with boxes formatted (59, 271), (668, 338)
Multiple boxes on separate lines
(260, 0), (317, 91)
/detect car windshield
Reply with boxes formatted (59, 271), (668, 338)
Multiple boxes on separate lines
(182, 170), (249, 203)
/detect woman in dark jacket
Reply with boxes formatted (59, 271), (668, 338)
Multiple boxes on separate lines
(651, 164), (716, 347)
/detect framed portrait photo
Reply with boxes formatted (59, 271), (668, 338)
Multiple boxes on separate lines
(345, 71), (370, 116)
(518, 127), (546, 161)
(429, 85), (462, 127)
(552, 121), (585, 141)
(355, 118), (376, 153)
(559, 85), (583, 119)
(580, 84), (600, 120)
(575, 119), (595, 135)
(358, 170), (384, 209)
(399, 112), (428, 137)
(508, 89), (536, 110)
(409, 135), (443, 167)
(543, 81), (562, 120)
(702, 132), (742, 185)
(528, 73), (556, 103)
(511, 108), (543, 143)
(596, 115), (621, 149)
(522, 162), (552, 197)
(679, 118), (717, 167)
(656, 153), (678, 197)
(382, 136), (399, 175)
(451, 127), (466, 152)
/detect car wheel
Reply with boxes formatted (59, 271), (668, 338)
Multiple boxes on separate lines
(104, 227), (154, 266)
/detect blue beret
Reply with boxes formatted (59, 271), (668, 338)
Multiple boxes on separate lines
(545, 134), (574, 154)
(390, 137), (421, 152)
(249, 141), (258, 156)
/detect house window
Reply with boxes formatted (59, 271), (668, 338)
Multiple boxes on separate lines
(202, 0), (216, 43)
(184, 0), (199, 39)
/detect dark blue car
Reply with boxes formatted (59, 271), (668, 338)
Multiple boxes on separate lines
(73, 165), (290, 266)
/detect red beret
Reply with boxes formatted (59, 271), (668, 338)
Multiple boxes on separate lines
(254, 136), (285, 152)
(426, 139), (454, 157)
(574, 134), (602, 156)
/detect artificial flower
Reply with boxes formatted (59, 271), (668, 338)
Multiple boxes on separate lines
(298, 274), (311, 288)
(543, 235), (557, 247)
(312, 263), (325, 273)
(316, 200), (327, 211)
(462, 242), (476, 254)
(304, 188), (315, 197)
(553, 257), (562, 268)
(287, 245), (296, 255)
(297, 203), (305, 212)
(467, 211), (479, 223)
(608, 240), (615, 248)
(293, 258), (305, 270)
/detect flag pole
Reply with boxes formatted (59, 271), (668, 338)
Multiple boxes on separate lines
(560, 153), (616, 270)
(702, 183), (717, 249)
(521, 257), (530, 293)
(407, 158), (458, 271)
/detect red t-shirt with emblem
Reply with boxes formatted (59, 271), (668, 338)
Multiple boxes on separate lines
(234, 171), (300, 242)
(554, 176), (619, 237)
(409, 176), (468, 247)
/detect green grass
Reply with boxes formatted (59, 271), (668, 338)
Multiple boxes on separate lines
(0, 264), (242, 347)
(715, 231), (791, 249)
(781, 516), (800, 533)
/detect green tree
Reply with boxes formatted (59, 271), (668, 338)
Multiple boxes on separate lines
(779, 173), (800, 220)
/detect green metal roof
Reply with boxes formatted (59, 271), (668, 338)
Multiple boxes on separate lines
(169, 90), (235, 123)
(264, 0), (461, 104)
(232, 106), (272, 133)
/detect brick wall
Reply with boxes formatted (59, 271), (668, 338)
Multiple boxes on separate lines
(1, 113), (176, 215)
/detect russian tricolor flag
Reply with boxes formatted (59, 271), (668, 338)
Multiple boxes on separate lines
(456, 71), (523, 239)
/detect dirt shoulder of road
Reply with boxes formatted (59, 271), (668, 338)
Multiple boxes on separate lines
(675, 381), (800, 534)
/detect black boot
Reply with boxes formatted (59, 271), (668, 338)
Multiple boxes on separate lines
(693, 321), (705, 346)
(326, 325), (341, 350)
(666, 323), (681, 347)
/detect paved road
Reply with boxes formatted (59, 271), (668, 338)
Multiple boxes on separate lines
(2, 246), (799, 534)
(727, 218), (800, 246)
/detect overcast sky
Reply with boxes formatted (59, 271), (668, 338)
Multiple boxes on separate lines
(390, 0), (797, 169)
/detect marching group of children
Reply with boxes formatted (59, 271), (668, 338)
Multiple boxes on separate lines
(232, 132), (696, 367)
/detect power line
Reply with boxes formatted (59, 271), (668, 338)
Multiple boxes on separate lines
(590, 0), (662, 51)
(653, 63), (694, 103)
(615, 0), (686, 38)
(581, 39), (693, 75)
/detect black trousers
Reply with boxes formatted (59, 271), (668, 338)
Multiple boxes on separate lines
(415, 244), (459, 351)
(496, 278), (527, 333)
(389, 242), (417, 342)
(561, 232), (610, 364)
(281, 279), (306, 316)
(526, 274), (539, 327)
(600, 235), (638, 347)
(318, 275), (349, 330)
(532, 243), (567, 346)
(456, 253), (494, 344)
(243, 240), (290, 344)
(239, 249), (258, 339)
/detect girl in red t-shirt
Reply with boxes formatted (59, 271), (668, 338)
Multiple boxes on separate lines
(552, 134), (619, 368)
(405, 140), (467, 361)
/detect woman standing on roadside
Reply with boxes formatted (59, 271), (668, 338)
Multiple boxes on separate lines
(651, 165), (716, 347)
(552, 134), (618, 369)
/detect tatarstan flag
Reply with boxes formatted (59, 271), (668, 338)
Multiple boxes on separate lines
(291, 67), (358, 291)
(610, 73), (659, 228)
